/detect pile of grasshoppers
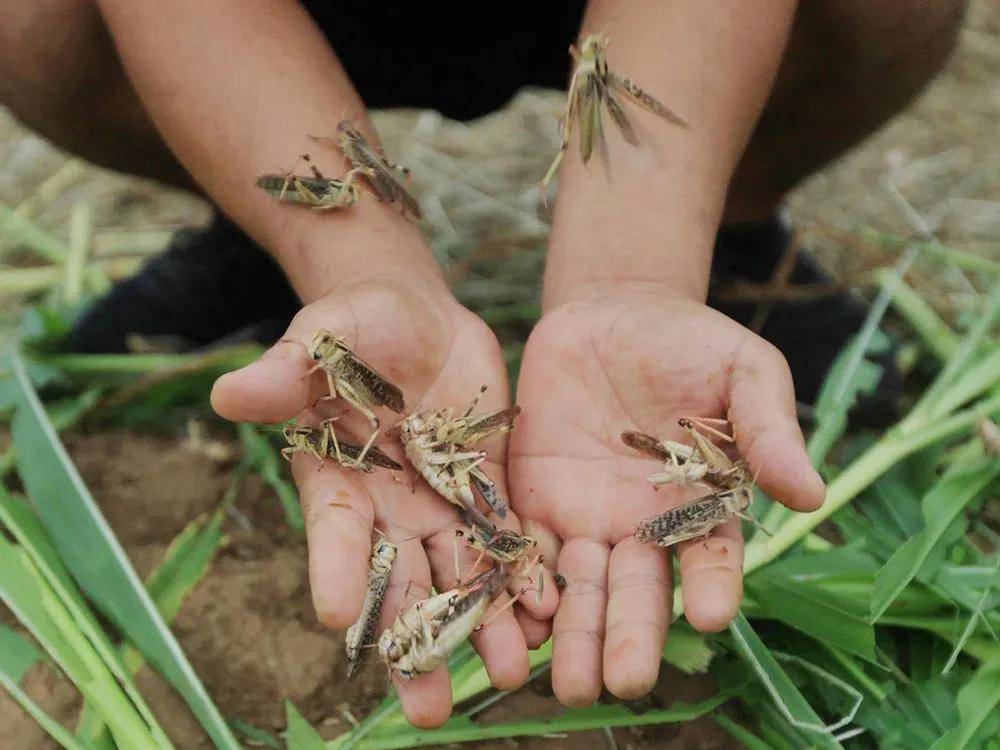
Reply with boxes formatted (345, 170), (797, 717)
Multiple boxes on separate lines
(622, 416), (767, 547)
(280, 331), (541, 681)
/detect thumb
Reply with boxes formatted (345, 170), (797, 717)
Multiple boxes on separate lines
(727, 337), (825, 512)
(211, 338), (325, 423)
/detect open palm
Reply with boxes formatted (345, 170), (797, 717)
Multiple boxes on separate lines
(509, 289), (825, 705)
(212, 278), (557, 727)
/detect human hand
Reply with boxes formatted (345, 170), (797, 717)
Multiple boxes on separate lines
(212, 276), (558, 727)
(508, 285), (825, 705)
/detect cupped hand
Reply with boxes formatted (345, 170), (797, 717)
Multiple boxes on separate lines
(508, 286), (825, 706)
(211, 276), (558, 728)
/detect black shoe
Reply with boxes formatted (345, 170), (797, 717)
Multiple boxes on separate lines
(708, 213), (902, 427)
(67, 215), (300, 353)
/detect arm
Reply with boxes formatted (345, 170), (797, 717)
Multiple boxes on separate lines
(510, 0), (826, 707)
(545, 0), (796, 308)
(96, 0), (557, 726)
(96, 0), (444, 302)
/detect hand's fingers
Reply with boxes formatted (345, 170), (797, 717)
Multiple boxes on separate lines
(380, 542), (453, 728)
(552, 538), (610, 707)
(293, 455), (374, 629)
(424, 527), (530, 690)
(469, 593), (530, 690)
(728, 339), (826, 511)
(603, 537), (670, 699)
(507, 555), (559, 621)
(211, 338), (327, 423)
(514, 607), (552, 650)
(677, 518), (744, 632)
(521, 518), (562, 574)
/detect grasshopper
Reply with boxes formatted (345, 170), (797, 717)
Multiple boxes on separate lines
(281, 420), (402, 472)
(346, 536), (397, 680)
(256, 153), (364, 210)
(455, 521), (544, 604)
(399, 388), (519, 519)
(378, 567), (506, 679)
(543, 33), (688, 188)
(308, 331), (406, 433)
(635, 487), (755, 548)
(622, 416), (751, 492)
(335, 121), (423, 219)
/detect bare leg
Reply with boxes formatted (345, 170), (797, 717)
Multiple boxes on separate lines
(0, 0), (194, 190)
(724, 0), (968, 222)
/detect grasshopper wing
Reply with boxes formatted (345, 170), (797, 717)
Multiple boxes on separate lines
(621, 430), (670, 462)
(337, 348), (406, 414)
(469, 468), (510, 518)
(608, 72), (688, 128)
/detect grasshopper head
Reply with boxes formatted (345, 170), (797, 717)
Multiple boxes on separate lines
(721, 488), (753, 514)
(374, 540), (398, 563)
(282, 422), (304, 444)
(398, 413), (425, 443)
(308, 329), (342, 360)
(579, 33), (608, 60)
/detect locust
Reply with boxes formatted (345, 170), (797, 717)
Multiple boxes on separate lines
(634, 486), (755, 548)
(308, 330), (406, 434)
(399, 388), (519, 519)
(622, 416), (751, 492)
(345, 537), (397, 680)
(281, 421), (402, 472)
(335, 120), (423, 219)
(455, 521), (544, 604)
(257, 152), (364, 210)
(543, 33), (688, 188)
(378, 566), (507, 679)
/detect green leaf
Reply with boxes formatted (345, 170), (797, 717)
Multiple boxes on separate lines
(5, 348), (240, 750)
(229, 718), (281, 749)
(871, 457), (999, 622)
(331, 693), (730, 749)
(238, 423), (304, 533)
(728, 612), (845, 749)
(663, 621), (714, 674)
(747, 566), (876, 662)
(0, 623), (41, 683)
(713, 713), (775, 750)
(0, 671), (93, 750)
(929, 660), (1000, 750)
(0, 538), (163, 748)
(286, 701), (328, 750)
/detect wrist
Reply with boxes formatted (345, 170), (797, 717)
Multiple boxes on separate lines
(263, 200), (450, 305)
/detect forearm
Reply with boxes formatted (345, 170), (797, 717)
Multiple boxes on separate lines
(544, 0), (795, 308)
(96, 0), (447, 303)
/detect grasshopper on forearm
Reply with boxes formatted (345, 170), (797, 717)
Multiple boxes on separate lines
(281, 420), (402, 472)
(543, 33), (688, 188)
(399, 388), (519, 519)
(335, 120), (423, 220)
(345, 537), (397, 680)
(257, 153), (363, 210)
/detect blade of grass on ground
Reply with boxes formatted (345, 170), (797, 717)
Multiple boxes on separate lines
(286, 702), (328, 750)
(728, 613), (845, 748)
(238, 423), (304, 533)
(6, 348), (241, 750)
(870, 455), (999, 623)
(0, 538), (167, 749)
(929, 659), (1000, 750)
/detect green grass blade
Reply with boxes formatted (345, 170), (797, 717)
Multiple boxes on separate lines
(5, 348), (241, 750)
(942, 557), (1000, 675)
(662, 622), (714, 673)
(728, 613), (844, 748)
(0, 623), (42, 682)
(929, 660), (1000, 750)
(0, 539), (163, 748)
(330, 693), (729, 750)
(286, 701), (328, 750)
(746, 573), (876, 662)
(870, 456), (999, 623)
(0, 489), (173, 749)
(0, 670), (94, 750)
(229, 718), (281, 749)
(713, 713), (774, 750)
(238, 423), (304, 533)
(877, 270), (958, 362)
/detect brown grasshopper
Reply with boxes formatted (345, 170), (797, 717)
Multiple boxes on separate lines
(455, 521), (544, 604)
(308, 331), (406, 432)
(399, 388), (519, 519)
(543, 33), (688, 188)
(346, 536), (397, 680)
(256, 153), (363, 210)
(622, 416), (751, 492)
(378, 567), (507, 679)
(634, 487), (755, 548)
(281, 420), (402, 472)
(335, 121), (423, 219)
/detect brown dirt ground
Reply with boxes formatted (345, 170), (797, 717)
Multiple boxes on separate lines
(1, 1), (998, 748)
